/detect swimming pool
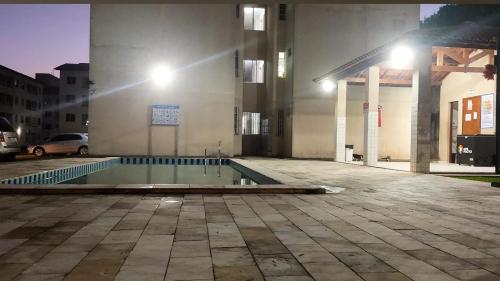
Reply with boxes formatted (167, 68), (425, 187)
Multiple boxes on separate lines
(0, 157), (279, 185)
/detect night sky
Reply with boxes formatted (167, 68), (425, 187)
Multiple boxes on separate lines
(0, 4), (444, 78)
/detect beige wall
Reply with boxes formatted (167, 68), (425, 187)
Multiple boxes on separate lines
(89, 4), (240, 156)
(290, 4), (419, 158)
(438, 55), (497, 162)
(346, 85), (413, 160)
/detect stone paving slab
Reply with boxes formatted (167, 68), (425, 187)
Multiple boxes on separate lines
(0, 159), (498, 280)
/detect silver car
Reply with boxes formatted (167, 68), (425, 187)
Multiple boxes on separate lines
(0, 117), (20, 161)
(28, 133), (88, 157)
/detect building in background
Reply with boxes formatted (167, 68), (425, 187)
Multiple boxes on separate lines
(35, 73), (60, 140)
(55, 63), (89, 134)
(89, 4), (419, 157)
(0, 65), (44, 145)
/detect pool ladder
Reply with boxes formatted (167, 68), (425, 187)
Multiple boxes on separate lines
(204, 141), (222, 177)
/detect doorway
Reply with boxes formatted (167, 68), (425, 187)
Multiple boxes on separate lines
(449, 101), (458, 163)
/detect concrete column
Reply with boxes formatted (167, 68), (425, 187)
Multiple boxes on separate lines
(410, 44), (432, 173)
(363, 66), (379, 166)
(335, 80), (347, 162)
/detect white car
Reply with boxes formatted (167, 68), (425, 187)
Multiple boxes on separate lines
(0, 117), (20, 161)
(28, 133), (88, 157)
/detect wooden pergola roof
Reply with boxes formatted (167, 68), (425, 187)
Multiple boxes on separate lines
(313, 22), (500, 87)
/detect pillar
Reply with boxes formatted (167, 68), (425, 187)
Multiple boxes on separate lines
(335, 80), (347, 162)
(495, 41), (500, 174)
(363, 66), (379, 166)
(410, 44), (432, 173)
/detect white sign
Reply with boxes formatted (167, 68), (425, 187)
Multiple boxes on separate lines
(152, 105), (180, 126)
(465, 113), (471, 122)
(481, 94), (494, 129)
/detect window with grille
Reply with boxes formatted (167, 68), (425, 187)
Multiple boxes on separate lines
(277, 109), (284, 136)
(242, 112), (260, 135)
(279, 4), (286, 20)
(234, 107), (239, 135)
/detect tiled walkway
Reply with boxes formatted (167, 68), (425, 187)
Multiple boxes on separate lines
(0, 158), (499, 280)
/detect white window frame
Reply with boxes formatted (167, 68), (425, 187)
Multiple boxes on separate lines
(242, 112), (260, 135)
(243, 60), (265, 83)
(244, 7), (266, 31)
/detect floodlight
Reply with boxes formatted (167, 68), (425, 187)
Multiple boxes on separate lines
(151, 65), (174, 87)
(390, 46), (413, 69)
(321, 79), (336, 92)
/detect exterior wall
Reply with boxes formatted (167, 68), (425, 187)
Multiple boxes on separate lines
(89, 4), (239, 156)
(291, 4), (419, 158)
(0, 66), (44, 145)
(438, 55), (496, 162)
(59, 69), (89, 133)
(346, 85), (413, 160)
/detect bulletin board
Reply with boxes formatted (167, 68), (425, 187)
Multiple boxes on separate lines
(462, 96), (481, 135)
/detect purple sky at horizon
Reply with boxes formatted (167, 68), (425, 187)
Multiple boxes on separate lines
(0, 4), (444, 78)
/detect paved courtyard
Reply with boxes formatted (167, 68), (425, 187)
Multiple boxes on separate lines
(0, 158), (500, 280)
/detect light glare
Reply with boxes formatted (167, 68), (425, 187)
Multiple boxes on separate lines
(321, 80), (336, 92)
(390, 46), (413, 69)
(151, 65), (174, 87)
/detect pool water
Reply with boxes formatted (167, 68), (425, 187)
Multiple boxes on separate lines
(62, 164), (265, 185)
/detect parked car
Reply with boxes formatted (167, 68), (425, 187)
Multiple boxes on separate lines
(27, 133), (88, 157)
(0, 117), (20, 161)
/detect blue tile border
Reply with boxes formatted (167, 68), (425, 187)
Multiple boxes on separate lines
(0, 157), (232, 185)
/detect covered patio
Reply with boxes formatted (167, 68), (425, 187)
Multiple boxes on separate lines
(313, 23), (500, 173)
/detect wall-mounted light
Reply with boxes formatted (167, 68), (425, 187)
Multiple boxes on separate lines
(321, 79), (336, 93)
(16, 126), (22, 137)
(390, 45), (413, 69)
(151, 65), (174, 88)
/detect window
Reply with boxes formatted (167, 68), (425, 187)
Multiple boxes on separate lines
(279, 4), (287, 20)
(243, 60), (264, 83)
(25, 100), (37, 111)
(234, 50), (239, 78)
(66, 76), (76, 84)
(278, 52), (286, 78)
(67, 134), (83, 140)
(277, 109), (284, 136)
(0, 93), (13, 108)
(234, 107), (239, 135)
(242, 112), (260, 135)
(244, 7), (265, 31)
(65, 113), (75, 122)
(66, 95), (76, 103)
(82, 114), (88, 126)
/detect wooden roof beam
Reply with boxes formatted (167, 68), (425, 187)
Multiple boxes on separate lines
(346, 77), (442, 87)
(432, 65), (484, 73)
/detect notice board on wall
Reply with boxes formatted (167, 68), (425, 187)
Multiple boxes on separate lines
(481, 94), (494, 129)
(462, 96), (481, 135)
(151, 105), (180, 126)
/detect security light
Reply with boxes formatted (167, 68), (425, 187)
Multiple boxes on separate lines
(321, 79), (336, 92)
(390, 46), (413, 69)
(16, 126), (21, 137)
(151, 65), (174, 87)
